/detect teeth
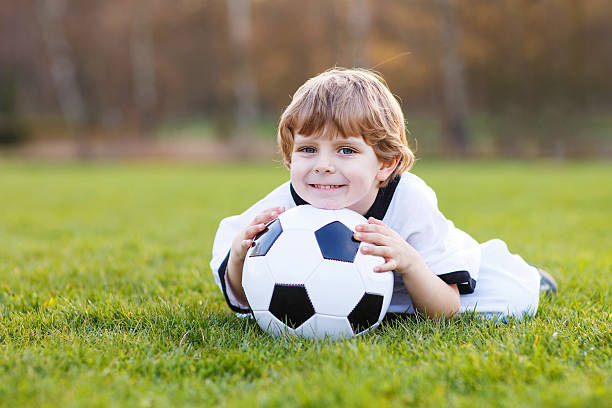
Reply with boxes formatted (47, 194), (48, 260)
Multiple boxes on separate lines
(313, 184), (341, 189)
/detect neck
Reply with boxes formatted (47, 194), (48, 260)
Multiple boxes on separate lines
(347, 184), (380, 216)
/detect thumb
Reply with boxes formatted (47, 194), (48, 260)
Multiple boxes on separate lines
(241, 239), (254, 250)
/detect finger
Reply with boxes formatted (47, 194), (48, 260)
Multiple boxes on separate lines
(241, 239), (254, 250)
(368, 217), (386, 225)
(261, 207), (286, 224)
(361, 244), (392, 258)
(374, 260), (397, 273)
(264, 206), (285, 217)
(266, 206), (285, 217)
(252, 207), (283, 224)
(252, 211), (275, 225)
(353, 231), (389, 246)
(355, 223), (387, 233)
(244, 223), (267, 239)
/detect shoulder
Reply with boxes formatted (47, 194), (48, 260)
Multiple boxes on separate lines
(383, 171), (444, 235)
(242, 180), (293, 211)
(262, 180), (293, 203)
(393, 171), (439, 208)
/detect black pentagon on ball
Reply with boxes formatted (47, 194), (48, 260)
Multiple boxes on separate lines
(269, 284), (315, 329)
(249, 218), (283, 257)
(348, 293), (384, 334)
(314, 221), (360, 263)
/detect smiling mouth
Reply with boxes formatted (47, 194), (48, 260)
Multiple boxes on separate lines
(310, 184), (344, 190)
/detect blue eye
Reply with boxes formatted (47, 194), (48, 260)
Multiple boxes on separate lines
(339, 147), (356, 155)
(299, 146), (316, 153)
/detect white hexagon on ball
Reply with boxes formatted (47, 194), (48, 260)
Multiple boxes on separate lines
(331, 208), (370, 231)
(265, 229), (323, 284)
(252, 311), (296, 337)
(305, 260), (365, 316)
(308, 314), (354, 340)
(278, 205), (342, 232)
(353, 248), (392, 297)
(242, 256), (276, 312)
(287, 314), (355, 340)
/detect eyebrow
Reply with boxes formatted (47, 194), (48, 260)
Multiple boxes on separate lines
(294, 135), (365, 146)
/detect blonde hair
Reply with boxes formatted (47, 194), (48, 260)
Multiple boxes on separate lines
(278, 68), (414, 186)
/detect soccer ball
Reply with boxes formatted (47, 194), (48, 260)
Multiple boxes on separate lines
(242, 205), (393, 339)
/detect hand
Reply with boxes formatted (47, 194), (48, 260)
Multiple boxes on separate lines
(230, 206), (286, 263)
(355, 217), (460, 319)
(353, 217), (418, 275)
(226, 206), (286, 305)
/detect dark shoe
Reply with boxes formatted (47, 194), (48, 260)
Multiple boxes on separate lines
(535, 266), (557, 295)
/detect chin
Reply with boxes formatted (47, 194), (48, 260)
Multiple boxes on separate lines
(311, 203), (344, 210)
(305, 198), (346, 211)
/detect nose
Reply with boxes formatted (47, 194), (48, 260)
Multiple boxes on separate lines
(313, 153), (335, 174)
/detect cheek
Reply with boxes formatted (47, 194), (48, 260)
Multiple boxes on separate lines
(289, 156), (308, 172)
(288, 161), (304, 182)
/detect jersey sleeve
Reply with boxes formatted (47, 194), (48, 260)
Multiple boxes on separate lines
(210, 182), (294, 313)
(390, 175), (481, 294)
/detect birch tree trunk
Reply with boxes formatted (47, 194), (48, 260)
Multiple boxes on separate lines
(438, 0), (470, 155)
(227, 0), (258, 155)
(36, 0), (86, 128)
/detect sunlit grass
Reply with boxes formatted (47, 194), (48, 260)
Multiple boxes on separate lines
(1, 160), (610, 407)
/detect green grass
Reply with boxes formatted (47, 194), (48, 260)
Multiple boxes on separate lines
(0, 160), (610, 407)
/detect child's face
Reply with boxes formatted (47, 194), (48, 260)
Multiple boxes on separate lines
(290, 132), (396, 215)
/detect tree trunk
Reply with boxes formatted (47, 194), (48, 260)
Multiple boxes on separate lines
(437, 0), (470, 155)
(36, 0), (86, 128)
(227, 0), (258, 156)
(130, 7), (158, 135)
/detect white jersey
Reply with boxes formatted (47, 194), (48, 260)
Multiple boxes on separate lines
(210, 172), (540, 319)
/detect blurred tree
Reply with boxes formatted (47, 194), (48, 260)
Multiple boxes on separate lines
(36, 0), (86, 127)
(227, 0), (259, 153)
(0, 70), (27, 146)
(437, 0), (469, 155)
(2, 0), (610, 156)
(130, 1), (158, 134)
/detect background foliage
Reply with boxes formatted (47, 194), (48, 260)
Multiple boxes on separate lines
(1, 0), (611, 155)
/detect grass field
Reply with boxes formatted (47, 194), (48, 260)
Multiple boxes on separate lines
(1, 160), (610, 407)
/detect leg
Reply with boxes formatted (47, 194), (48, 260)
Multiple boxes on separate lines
(458, 239), (541, 320)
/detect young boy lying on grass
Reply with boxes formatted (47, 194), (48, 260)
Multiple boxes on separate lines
(211, 68), (556, 320)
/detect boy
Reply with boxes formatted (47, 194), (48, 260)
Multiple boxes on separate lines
(211, 68), (556, 320)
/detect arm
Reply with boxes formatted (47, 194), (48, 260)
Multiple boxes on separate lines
(354, 217), (460, 319)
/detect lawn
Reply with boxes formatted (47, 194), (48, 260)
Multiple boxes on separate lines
(0, 160), (610, 407)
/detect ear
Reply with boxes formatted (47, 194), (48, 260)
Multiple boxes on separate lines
(376, 156), (400, 183)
